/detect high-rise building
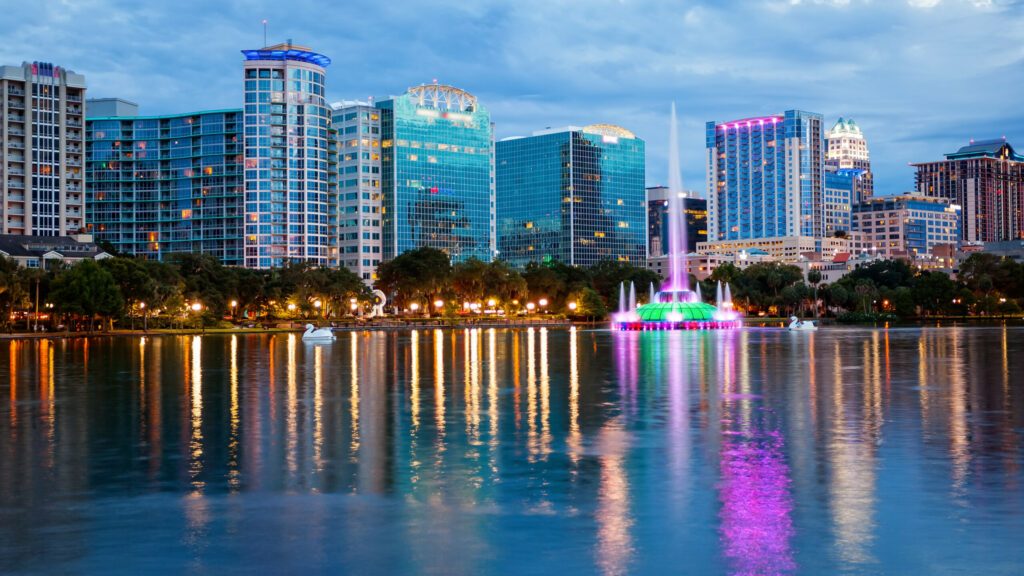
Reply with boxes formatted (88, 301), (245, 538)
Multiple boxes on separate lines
(852, 193), (960, 259)
(825, 117), (873, 201)
(913, 138), (1024, 243)
(377, 83), (494, 263)
(823, 169), (859, 236)
(1, 61), (86, 236)
(241, 42), (336, 269)
(332, 100), (382, 280)
(496, 125), (646, 268)
(646, 186), (707, 256)
(85, 101), (245, 264)
(705, 110), (824, 242)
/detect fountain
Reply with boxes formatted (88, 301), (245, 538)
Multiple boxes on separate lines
(614, 104), (741, 331)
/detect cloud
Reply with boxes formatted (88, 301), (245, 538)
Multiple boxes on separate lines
(0, 0), (1021, 196)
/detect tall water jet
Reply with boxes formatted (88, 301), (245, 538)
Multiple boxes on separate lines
(725, 283), (733, 307)
(696, 283), (702, 302)
(619, 282), (627, 315)
(628, 282), (637, 313)
(667, 102), (689, 293)
(649, 282), (656, 305)
(716, 281), (724, 306)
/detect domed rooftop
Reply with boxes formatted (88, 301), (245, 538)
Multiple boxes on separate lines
(829, 117), (863, 138)
(635, 301), (720, 322)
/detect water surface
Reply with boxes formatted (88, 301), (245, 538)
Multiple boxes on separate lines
(1, 327), (1022, 575)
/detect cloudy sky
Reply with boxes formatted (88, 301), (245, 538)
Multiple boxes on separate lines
(2, 0), (1021, 195)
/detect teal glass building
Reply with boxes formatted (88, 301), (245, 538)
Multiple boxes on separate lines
(496, 125), (646, 268)
(376, 84), (494, 262)
(86, 106), (245, 264)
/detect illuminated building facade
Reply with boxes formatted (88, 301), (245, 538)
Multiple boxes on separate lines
(706, 110), (824, 241)
(646, 185), (707, 256)
(0, 61), (86, 236)
(85, 103), (245, 264)
(852, 193), (960, 259)
(913, 139), (1024, 243)
(332, 101), (382, 281)
(825, 117), (873, 201)
(242, 42), (336, 268)
(496, 125), (646, 268)
(377, 83), (494, 263)
(823, 169), (860, 236)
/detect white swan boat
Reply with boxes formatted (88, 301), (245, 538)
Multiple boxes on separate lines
(788, 316), (817, 331)
(302, 324), (336, 341)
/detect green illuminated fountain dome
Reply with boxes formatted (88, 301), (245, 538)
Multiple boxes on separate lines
(635, 301), (720, 322)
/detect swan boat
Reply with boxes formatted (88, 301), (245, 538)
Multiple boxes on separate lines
(302, 324), (336, 341)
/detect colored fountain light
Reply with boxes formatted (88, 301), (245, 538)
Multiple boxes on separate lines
(612, 104), (740, 332)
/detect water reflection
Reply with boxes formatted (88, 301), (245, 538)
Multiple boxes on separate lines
(0, 328), (1021, 574)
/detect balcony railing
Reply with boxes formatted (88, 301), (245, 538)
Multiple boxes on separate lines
(8, 114), (25, 122)
(8, 100), (24, 109)
(7, 87), (24, 96)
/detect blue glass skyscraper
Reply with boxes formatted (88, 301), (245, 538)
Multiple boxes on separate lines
(706, 110), (824, 241)
(377, 84), (494, 262)
(241, 42), (336, 269)
(496, 125), (646, 268)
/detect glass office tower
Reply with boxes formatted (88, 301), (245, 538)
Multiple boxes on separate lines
(646, 186), (707, 256)
(86, 105), (245, 264)
(496, 125), (646, 268)
(377, 84), (494, 262)
(241, 42), (336, 268)
(706, 110), (824, 241)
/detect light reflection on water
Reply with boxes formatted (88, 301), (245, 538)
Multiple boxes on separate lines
(0, 327), (1023, 574)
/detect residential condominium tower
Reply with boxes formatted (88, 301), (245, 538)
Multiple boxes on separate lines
(242, 42), (336, 268)
(377, 83), (494, 263)
(825, 117), (873, 201)
(496, 125), (646, 268)
(913, 138), (1024, 243)
(1, 61), (86, 236)
(85, 100), (245, 264)
(852, 193), (960, 259)
(332, 100), (382, 281)
(705, 110), (824, 242)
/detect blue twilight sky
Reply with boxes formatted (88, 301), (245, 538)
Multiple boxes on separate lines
(2, 0), (1021, 196)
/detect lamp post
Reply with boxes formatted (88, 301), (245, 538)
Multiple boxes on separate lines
(190, 302), (203, 333)
(568, 301), (578, 315)
(410, 302), (420, 315)
(140, 302), (147, 332)
(230, 299), (238, 321)
(538, 298), (548, 314)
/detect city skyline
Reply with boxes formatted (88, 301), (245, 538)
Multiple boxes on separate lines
(2, 1), (1020, 198)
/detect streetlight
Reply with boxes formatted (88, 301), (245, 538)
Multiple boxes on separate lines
(538, 298), (548, 307)
(410, 302), (420, 313)
(434, 300), (444, 309)
(526, 302), (536, 312)
(487, 298), (496, 308)
(568, 301), (578, 312)
(139, 302), (147, 332)
(229, 299), (237, 322)
(287, 303), (297, 312)
(191, 302), (202, 312)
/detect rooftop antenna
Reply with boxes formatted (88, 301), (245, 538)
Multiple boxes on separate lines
(262, 19), (268, 48)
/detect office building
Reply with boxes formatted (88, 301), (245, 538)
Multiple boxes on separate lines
(85, 101), (245, 264)
(1, 61), (86, 236)
(705, 110), (824, 241)
(698, 233), (867, 264)
(496, 124), (646, 268)
(913, 138), (1024, 243)
(242, 42), (336, 269)
(825, 117), (873, 201)
(823, 169), (858, 236)
(647, 186), (707, 256)
(377, 83), (494, 263)
(852, 193), (960, 259)
(332, 100), (382, 280)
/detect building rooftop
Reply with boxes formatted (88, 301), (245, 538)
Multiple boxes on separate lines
(945, 138), (1022, 162)
(828, 117), (864, 137)
(241, 42), (330, 67)
(0, 234), (107, 260)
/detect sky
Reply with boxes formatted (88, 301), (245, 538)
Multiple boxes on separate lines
(2, 0), (1022, 196)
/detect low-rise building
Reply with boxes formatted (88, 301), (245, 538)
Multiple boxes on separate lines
(697, 234), (866, 265)
(851, 193), (960, 259)
(0, 233), (109, 269)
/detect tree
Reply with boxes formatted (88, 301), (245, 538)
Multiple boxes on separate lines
(50, 260), (124, 331)
(807, 269), (823, 318)
(588, 260), (661, 309)
(567, 287), (607, 320)
(912, 271), (956, 316)
(375, 247), (452, 309)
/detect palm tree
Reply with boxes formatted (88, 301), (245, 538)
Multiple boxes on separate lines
(807, 269), (822, 319)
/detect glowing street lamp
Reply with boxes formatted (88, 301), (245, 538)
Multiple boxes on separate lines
(526, 302), (536, 312)
(487, 298), (497, 308)
(410, 302), (420, 312)
(287, 303), (297, 312)
(538, 298), (548, 307)
(313, 300), (322, 309)
(568, 301), (578, 311)
(139, 302), (147, 331)
(434, 300), (444, 309)
(190, 302), (202, 312)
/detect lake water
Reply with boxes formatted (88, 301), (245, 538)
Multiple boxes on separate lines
(1, 327), (1022, 575)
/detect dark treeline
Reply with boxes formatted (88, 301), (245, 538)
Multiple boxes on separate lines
(704, 253), (1024, 320)
(3, 248), (1019, 332)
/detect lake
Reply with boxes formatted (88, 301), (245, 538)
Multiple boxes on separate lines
(1, 327), (1022, 575)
